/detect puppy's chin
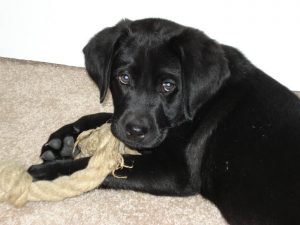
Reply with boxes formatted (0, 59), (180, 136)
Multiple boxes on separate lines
(111, 124), (168, 149)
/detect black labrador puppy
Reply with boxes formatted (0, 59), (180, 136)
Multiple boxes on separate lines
(29, 19), (300, 225)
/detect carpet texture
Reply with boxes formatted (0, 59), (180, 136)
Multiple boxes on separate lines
(0, 57), (299, 225)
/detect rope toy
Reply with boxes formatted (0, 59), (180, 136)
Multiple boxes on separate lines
(0, 123), (139, 207)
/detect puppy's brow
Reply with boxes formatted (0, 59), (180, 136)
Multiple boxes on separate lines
(114, 67), (130, 76)
(117, 56), (134, 65)
(159, 68), (180, 76)
(113, 57), (134, 71)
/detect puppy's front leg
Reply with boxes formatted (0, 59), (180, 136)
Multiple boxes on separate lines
(102, 153), (193, 196)
(29, 153), (193, 196)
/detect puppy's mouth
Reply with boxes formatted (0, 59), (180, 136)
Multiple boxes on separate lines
(110, 123), (167, 149)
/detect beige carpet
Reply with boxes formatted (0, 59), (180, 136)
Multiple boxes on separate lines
(0, 57), (228, 225)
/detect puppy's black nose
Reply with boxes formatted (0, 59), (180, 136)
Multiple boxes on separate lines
(125, 123), (147, 140)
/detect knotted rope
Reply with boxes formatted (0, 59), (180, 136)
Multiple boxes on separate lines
(0, 123), (139, 207)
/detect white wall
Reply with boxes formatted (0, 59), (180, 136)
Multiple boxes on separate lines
(0, 0), (299, 90)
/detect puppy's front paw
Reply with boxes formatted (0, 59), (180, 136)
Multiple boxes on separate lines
(28, 159), (83, 181)
(27, 163), (57, 181)
(40, 124), (81, 162)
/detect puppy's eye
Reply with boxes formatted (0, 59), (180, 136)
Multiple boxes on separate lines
(161, 79), (176, 93)
(118, 73), (130, 85)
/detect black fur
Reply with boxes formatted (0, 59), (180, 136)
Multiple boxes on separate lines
(28, 19), (300, 225)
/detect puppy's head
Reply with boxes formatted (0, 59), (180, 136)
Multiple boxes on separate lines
(83, 19), (230, 149)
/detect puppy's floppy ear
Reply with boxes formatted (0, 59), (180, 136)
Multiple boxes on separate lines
(171, 28), (230, 119)
(83, 19), (131, 103)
